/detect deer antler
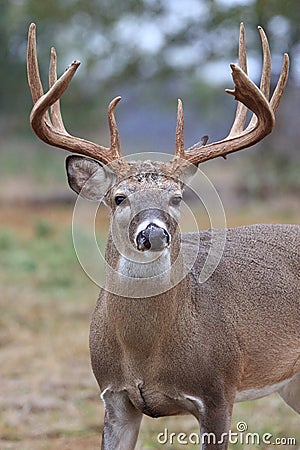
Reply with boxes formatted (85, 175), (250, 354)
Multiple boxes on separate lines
(174, 23), (289, 165)
(27, 23), (123, 165)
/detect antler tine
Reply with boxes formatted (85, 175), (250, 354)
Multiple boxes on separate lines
(257, 26), (271, 100)
(175, 99), (185, 158)
(174, 24), (289, 166)
(27, 23), (44, 104)
(246, 26), (272, 131)
(270, 53), (289, 113)
(49, 46), (66, 131)
(227, 22), (248, 138)
(27, 23), (125, 166)
(108, 97), (122, 159)
(238, 22), (248, 74)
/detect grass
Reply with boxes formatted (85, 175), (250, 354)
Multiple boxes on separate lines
(0, 201), (299, 450)
(0, 205), (101, 448)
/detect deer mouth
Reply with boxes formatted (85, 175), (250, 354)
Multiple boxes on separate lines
(136, 223), (170, 252)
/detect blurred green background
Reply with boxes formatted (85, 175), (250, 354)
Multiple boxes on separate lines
(0, 0), (299, 449)
(1, 0), (300, 199)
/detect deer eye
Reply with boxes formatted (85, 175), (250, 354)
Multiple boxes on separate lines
(170, 196), (182, 206)
(114, 195), (127, 205)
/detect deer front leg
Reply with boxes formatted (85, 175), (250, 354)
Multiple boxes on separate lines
(200, 397), (234, 450)
(187, 392), (233, 450)
(200, 410), (231, 449)
(101, 389), (142, 450)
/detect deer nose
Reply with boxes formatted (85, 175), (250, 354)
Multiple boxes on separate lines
(136, 223), (170, 252)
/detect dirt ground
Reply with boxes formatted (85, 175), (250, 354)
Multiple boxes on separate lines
(2, 436), (100, 450)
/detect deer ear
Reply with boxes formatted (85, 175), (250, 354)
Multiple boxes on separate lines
(66, 155), (116, 201)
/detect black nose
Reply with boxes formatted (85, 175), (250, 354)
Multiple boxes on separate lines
(136, 223), (170, 252)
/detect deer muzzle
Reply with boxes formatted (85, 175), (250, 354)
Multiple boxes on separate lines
(136, 223), (170, 252)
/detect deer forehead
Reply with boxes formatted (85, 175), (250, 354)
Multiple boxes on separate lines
(110, 160), (184, 196)
(113, 176), (182, 195)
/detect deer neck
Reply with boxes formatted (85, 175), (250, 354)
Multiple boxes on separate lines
(103, 231), (188, 354)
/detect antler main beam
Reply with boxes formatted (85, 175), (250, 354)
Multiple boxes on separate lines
(27, 23), (123, 165)
(174, 23), (289, 165)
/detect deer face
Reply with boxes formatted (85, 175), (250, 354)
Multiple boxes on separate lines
(66, 156), (196, 260)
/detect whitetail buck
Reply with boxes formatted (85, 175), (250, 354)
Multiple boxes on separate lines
(27, 23), (299, 449)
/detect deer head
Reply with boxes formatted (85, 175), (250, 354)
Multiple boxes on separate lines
(27, 23), (289, 267)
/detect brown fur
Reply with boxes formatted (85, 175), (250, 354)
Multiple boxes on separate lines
(64, 157), (300, 449)
(82, 160), (299, 450)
